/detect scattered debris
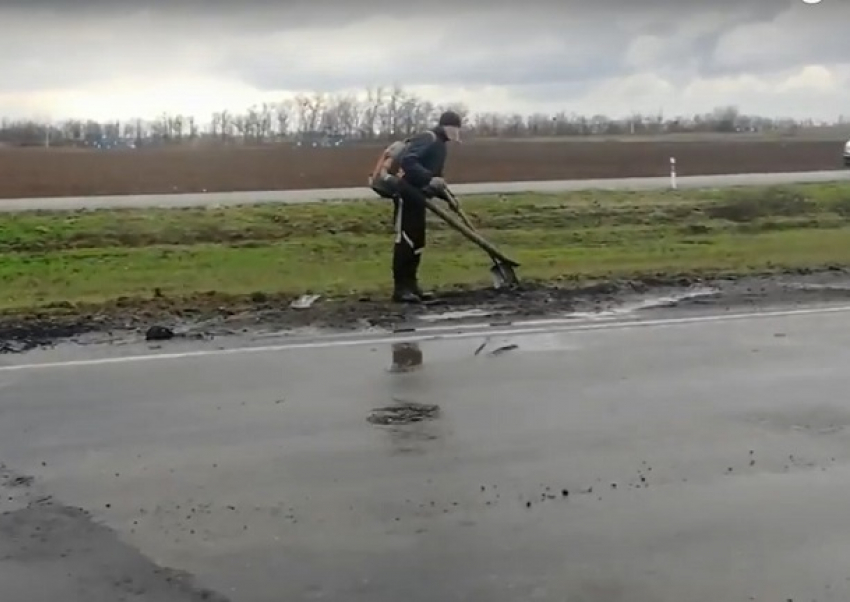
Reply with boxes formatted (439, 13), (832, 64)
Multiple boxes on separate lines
(2, 271), (850, 352)
(7, 475), (34, 488)
(290, 294), (321, 309)
(474, 339), (518, 357)
(145, 325), (175, 341)
(490, 344), (519, 356)
(0, 341), (26, 354)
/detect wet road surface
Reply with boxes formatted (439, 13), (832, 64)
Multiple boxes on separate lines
(3, 304), (850, 600)
(1, 169), (848, 212)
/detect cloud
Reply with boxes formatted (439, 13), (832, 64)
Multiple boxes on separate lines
(219, 12), (630, 92)
(0, 0), (848, 121)
(710, 2), (849, 74)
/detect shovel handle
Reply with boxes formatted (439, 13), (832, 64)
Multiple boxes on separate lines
(423, 198), (520, 268)
(453, 206), (477, 231)
(438, 187), (478, 231)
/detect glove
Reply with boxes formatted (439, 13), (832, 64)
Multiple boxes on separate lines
(428, 176), (447, 192)
(428, 176), (458, 208)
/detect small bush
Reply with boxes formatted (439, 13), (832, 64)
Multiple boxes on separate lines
(703, 187), (814, 222)
(827, 196), (850, 217)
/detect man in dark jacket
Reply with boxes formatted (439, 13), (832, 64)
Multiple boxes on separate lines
(391, 110), (463, 303)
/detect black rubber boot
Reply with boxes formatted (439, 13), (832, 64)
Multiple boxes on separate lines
(412, 285), (434, 301)
(392, 288), (423, 304)
(392, 245), (422, 303)
(410, 254), (434, 301)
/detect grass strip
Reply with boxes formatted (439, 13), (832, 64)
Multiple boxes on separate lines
(2, 182), (850, 311)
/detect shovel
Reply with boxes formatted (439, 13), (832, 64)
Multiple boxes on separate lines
(423, 188), (520, 289)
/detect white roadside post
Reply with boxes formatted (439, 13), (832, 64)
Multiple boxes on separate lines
(669, 156), (677, 189)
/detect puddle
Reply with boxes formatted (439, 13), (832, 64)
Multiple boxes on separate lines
(416, 308), (498, 322)
(367, 401), (440, 426)
(616, 286), (721, 312)
(567, 286), (720, 320)
(416, 287), (719, 325)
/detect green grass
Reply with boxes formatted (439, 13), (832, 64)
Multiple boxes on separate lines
(3, 182), (850, 311)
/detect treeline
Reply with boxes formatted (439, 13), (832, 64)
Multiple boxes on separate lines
(0, 85), (845, 147)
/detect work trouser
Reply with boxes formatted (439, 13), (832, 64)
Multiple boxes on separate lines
(392, 179), (428, 290)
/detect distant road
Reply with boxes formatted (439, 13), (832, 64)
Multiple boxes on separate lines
(1, 169), (848, 213)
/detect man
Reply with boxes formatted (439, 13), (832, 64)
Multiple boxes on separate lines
(390, 110), (463, 303)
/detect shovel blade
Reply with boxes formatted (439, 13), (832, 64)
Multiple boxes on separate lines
(490, 262), (520, 289)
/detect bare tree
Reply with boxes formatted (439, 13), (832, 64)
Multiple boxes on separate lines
(276, 100), (294, 137)
(231, 113), (247, 143)
(170, 115), (184, 141)
(0, 86), (838, 146)
(361, 86), (385, 139)
(188, 116), (198, 139)
(244, 106), (260, 142)
(220, 110), (232, 141)
(334, 94), (363, 137)
(379, 84), (405, 137)
(305, 92), (325, 132)
(293, 94), (311, 133)
(259, 103), (274, 141)
(712, 105), (739, 132)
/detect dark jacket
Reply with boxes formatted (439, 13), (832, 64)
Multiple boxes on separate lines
(399, 126), (449, 189)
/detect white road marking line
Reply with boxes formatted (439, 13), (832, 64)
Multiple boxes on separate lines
(1, 304), (849, 372)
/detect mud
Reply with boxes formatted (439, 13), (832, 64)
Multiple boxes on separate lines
(0, 465), (230, 602)
(3, 268), (850, 353)
(367, 401), (441, 426)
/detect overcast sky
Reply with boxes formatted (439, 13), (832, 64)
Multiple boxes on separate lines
(0, 0), (847, 122)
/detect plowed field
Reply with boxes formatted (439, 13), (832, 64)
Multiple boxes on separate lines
(0, 137), (843, 198)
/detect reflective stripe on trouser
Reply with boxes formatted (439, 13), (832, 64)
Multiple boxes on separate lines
(393, 197), (423, 254)
(392, 189), (427, 288)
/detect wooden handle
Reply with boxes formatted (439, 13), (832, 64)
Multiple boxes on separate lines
(423, 198), (520, 267)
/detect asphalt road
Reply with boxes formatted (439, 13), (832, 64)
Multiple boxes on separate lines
(3, 303), (850, 601)
(1, 169), (848, 212)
